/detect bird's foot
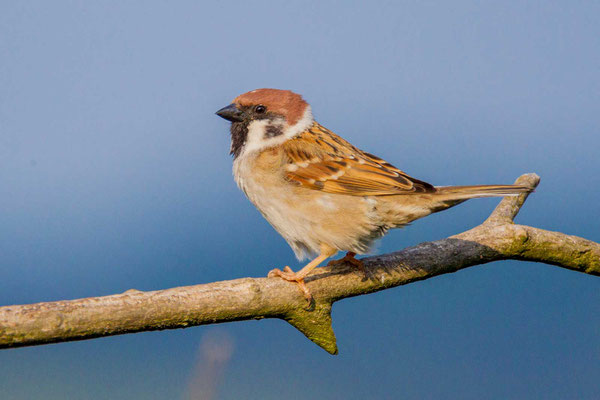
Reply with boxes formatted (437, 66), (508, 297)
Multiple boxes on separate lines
(327, 252), (366, 274)
(268, 266), (313, 303)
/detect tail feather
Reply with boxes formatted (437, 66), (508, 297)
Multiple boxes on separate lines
(387, 183), (534, 227)
(434, 184), (533, 201)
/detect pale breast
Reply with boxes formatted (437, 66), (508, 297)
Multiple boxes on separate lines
(233, 149), (317, 257)
(233, 148), (388, 260)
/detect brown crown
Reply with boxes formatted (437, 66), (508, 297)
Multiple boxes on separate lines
(233, 88), (309, 126)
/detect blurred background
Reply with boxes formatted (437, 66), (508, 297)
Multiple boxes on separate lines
(1, 1), (599, 399)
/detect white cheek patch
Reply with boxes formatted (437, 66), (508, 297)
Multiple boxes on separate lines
(241, 118), (290, 156)
(242, 119), (272, 155)
(237, 106), (314, 158)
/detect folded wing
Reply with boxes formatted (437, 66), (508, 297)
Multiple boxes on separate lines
(283, 123), (435, 196)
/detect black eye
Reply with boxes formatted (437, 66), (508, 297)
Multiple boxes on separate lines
(255, 105), (266, 114)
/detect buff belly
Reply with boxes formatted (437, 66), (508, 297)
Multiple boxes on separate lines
(234, 154), (384, 260)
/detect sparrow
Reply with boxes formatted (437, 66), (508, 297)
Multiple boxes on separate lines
(216, 88), (531, 300)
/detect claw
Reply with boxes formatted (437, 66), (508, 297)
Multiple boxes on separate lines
(266, 246), (337, 304)
(267, 267), (313, 303)
(267, 267), (287, 278)
(327, 252), (365, 274)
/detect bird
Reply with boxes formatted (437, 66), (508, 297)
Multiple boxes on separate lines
(215, 88), (531, 300)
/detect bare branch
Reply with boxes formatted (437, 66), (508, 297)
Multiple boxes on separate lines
(0, 173), (598, 355)
(484, 173), (540, 225)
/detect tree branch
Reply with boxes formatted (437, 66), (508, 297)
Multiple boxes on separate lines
(1, 173), (598, 354)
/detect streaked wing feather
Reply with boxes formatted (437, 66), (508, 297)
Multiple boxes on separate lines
(283, 123), (435, 196)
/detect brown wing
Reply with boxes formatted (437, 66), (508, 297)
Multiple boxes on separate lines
(282, 123), (435, 196)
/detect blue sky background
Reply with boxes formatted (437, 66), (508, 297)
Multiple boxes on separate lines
(1, 1), (599, 399)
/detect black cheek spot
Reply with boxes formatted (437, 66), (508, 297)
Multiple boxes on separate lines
(265, 125), (283, 138)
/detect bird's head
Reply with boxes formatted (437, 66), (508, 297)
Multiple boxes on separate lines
(216, 88), (314, 158)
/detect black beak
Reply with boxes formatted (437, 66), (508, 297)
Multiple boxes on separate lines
(215, 103), (245, 122)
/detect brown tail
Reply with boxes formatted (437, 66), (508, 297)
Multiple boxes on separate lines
(424, 184), (534, 213)
(388, 184), (533, 226)
(434, 184), (533, 203)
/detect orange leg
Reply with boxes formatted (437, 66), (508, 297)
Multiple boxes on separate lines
(327, 252), (365, 273)
(268, 245), (337, 301)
